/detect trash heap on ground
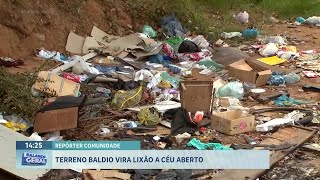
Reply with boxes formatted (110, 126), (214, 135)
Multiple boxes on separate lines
(0, 14), (319, 180)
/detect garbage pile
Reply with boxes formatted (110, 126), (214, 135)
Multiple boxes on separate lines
(0, 14), (319, 180)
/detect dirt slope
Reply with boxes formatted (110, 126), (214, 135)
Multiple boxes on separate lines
(0, 0), (148, 72)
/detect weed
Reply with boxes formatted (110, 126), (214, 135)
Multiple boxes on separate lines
(0, 68), (43, 122)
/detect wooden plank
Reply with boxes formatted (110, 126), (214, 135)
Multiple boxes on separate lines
(211, 125), (317, 180)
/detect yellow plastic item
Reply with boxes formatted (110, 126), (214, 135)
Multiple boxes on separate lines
(157, 80), (171, 89)
(4, 122), (27, 131)
(282, 46), (297, 53)
(257, 56), (286, 65)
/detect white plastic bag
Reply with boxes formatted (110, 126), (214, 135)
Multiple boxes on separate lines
(256, 110), (304, 132)
(267, 36), (286, 45)
(306, 16), (320, 26)
(235, 11), (249, 23)
(259, 43), (278, 57)
(134, 69), (154, 82)
(72, 56), (91, 74)
(221, 32), (242, 39)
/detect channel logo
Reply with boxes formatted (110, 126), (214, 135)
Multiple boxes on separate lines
(21, 152), (47, 166)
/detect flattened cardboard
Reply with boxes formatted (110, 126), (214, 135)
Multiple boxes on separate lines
(211, 110), (254, 135)
(66, 31), (85, 54)
(82, 36), (102, 54)
(105, 33), (143, 55)
(34, 71), (80, 97)
(34, 107), (78, 133)
(130, 45), (163, 60)
(228, 59), (253, 71)
(228, 59), (272, 86)
(91, 26), (120, 45)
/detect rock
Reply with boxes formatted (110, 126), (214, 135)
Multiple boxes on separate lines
(33, 33), (45, 41)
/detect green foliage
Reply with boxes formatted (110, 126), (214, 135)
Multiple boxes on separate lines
(0, 68), (42, 122)
(129, 0), (320, 39)
(259, 0), (320, 18)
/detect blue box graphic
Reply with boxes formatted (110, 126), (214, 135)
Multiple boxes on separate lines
(21, 152), (47, 166)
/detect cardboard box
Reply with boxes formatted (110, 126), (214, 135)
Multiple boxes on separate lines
(34, 71), (80, 97)
(211, 110), (254, 135)
(180, 80), (214, 115)
(33, 96), (85, 133)
(228, 59), (272, 86)
(34, 107), (79, 133)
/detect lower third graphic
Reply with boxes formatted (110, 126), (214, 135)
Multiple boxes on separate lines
(21, 152), (47, 166)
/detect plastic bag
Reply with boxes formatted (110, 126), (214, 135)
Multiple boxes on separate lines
(274, 94), (306, 107)
(242, 28), (259, 39)
(221, 32), (242, 39)
(187, 138), (232, 150)
(296, 17), (306, 23)
(161, 15), (184, 37)
(148, 54), (171, 66)
(134, 69), (154, 82)
(142, 25), (157, 38)
(267, 36), (286, 45)
(161, 72), (180, 89)
(306, 16), (320, 26)
(166, 36), (184, 51)
(268, 72), (285, 85)
(259, 43), (278, 57)
(235, 11), (249, 23)
(72, 56), (91, 74)
(138, 107), (161, 126)
(37, 49), (68, 62)
(192, 35), (210, 49)
(178, 40), (200, 53)
(111, 87), (143, 109)
(217, 82), (244, 99)
(284, 73), (300, 84)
